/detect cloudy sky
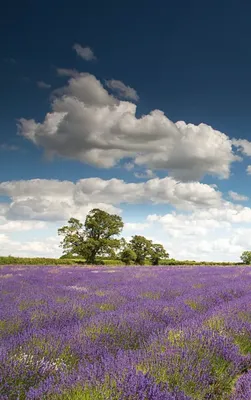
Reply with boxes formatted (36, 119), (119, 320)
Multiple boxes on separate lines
(1, 0), (251, 261)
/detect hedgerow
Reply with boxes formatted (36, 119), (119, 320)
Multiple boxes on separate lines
(0, 256), (244, 266)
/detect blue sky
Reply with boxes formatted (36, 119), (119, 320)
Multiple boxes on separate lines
(1, 0), (251, 261)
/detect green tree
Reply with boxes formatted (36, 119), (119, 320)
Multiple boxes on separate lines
(58, 218), (85, 257)
(120, 248), (137, 264)
(58, 209), (124, 264)
(129, 235), (152, 265)
(149, 243), (169, 265)
(241, 251), (251, 264)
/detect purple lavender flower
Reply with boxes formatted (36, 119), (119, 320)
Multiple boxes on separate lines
(1, 265), (251, 398)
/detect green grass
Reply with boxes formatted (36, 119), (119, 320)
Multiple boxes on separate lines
(49, 379), (118, 400)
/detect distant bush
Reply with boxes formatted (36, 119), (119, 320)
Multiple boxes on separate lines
(157, 259), (243, 266)
(102, 259), (125, 266)
(59, 253), (86, 260)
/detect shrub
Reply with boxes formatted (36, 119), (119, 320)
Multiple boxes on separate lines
(120, 248), (137, 265)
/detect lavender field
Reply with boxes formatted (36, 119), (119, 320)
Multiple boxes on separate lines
(1, 265), (251, 399)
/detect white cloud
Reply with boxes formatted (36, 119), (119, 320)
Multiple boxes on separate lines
(0, 218), (47, 232)
(124, 222), (150, 231)
(124, 162), (134, 171)
(105, 79), (139, 101)
(1, 177), (251, 261)
(73, 44), (96, 61)
(37, 81), (51, 89)
(18, 72), (241, 181)
(0, 234), (62, 258)
(247, 165), (251, 175)
(228, 191), (248, 201)
(0, 177), (222, 222)
(145, 207), (251, 261)
(74, 177), (223, 210)
(134, 169), (156, 179)
(51, 73), (116, 107)
(17, 236), (60, 255)
(56, 68), (79, 78)
(11, 69), (251, 262)
(0, 233), (10, 243)
(232, 138), (251, 156)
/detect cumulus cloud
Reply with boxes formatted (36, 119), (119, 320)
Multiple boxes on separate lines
(37, 81), (51, 89)
(232, 138), (251, 156)
(105, 79), (139, 101)
(73, 43), (96, 61)
(1, 177), (251, 261)
(0, 234), (62, 258)
(228, 191), (248, 201)
(74, 177), (223, 210)
(146, 205), (251, 261)
(148, 200), (251, 229)
(18, 72), (241, 181)
(0, 177), (222, 222)
(0, 217), (47, 232)
(246, 165), (251, 175)
(50, 73), (116, 108)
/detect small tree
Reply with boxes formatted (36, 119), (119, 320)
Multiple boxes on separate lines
(120, 248), (137, 265)
(241, 251), (251, 264)
(129, 235), (152, 265)
(58, 209), (124, 264)
(149, 243), (169, 265)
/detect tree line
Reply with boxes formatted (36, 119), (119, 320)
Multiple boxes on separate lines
(58, 208), (169, 265)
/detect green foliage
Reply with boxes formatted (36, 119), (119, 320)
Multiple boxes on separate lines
(85, 209), (123, 240)
(59, 253), (86, 260)
(149, 243), (169, 265)
(240, 250), (251, 264)
(59, 253), (73, 259)
(58, 209), (124, 264)
(129, 235), (153, 265)
(58, 218), (85, 257)
(0, 256), (83, 266)
(120, 248), (137, 264)
(102, 259), (125, 266)
(50, 380), (118, 400)
(0, 256), (243, 267)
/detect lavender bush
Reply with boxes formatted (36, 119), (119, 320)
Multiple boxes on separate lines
(1, 265), (251, 399)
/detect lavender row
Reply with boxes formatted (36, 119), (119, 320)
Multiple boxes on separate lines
(1, 265), (251, 399)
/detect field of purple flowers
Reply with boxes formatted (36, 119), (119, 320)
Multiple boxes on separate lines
(1, 265), (251, 399)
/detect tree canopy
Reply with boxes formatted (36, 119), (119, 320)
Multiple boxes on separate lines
(58, 209), (123, 264)
(129, 235), (153, 265)
(149, 243), (169, 265)
(240, 251), (251, 264)
(120, 248), (137, 264)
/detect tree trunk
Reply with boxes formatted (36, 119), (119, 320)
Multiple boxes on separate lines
(86, 249), (97, 264)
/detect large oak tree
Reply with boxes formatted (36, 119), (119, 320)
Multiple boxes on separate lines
(58, 209), (124, 264)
